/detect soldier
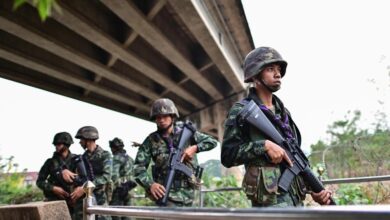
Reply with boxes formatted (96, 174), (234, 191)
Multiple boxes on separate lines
(134, 98), (218, 207)
(36, 132), (77, 217)
(221, 47), (332, 207)
(62, 126), (112, 220)
(109, 137), (136, 220)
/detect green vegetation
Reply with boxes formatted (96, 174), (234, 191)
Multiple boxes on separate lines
(13, 0), (59, 21)
(201, 173), (249, 208)
(309, 110), (390, 205)
(0, 156), (44, 205)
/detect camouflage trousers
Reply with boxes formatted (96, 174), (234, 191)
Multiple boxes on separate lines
(252, 192), (303, 207)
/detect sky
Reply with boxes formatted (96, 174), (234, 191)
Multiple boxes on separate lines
(1, 0), (390, 172)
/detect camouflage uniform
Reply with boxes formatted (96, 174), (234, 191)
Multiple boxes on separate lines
(134, 121), (218, 206)
(37, 132), (82, 219)
(37, 152), (77, 211)
(83, 145), (112, 220)
(221, 47), (307, 207)
(110, 148), (134, 220)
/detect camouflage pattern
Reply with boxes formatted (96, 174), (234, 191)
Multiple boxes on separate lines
(150, 98), (179, 119)
(134, 121), (218, 206)
(52, 132), (74, 146)
(75, 126), (99, 140)
(243, 47), (288, 82)
(221, 88), (306, 207)
(110, 149), (134, 220)
(36, 151), (78, 217)
(81, 145), (112, 220)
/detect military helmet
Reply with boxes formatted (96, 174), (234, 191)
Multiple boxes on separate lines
(75, 126), (99, 140)
(52, 132), (74, 146)
(150, 98), (179, 120)
(243, 47), (288, 82)
(109, 137), (124, 148)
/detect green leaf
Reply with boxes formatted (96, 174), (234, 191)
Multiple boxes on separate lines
(12, 0), (27, 10)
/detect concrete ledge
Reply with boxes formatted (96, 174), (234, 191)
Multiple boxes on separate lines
(0, 201), (71, 220)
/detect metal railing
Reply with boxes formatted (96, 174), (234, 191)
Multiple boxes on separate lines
(82, 175), (390, 220)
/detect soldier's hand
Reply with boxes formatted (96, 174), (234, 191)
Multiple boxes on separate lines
(181, 145), (198, 163)
(62, 169), (77, 183)
(311, 189), (332, 205)
(264, 140), (293, 167)
(131, 141), (142, 147)
(70, 186), (85, 203)
(52, 186), (69, 199)
(150, 183), (166, 200)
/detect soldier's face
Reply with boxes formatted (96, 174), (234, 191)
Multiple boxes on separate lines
(54, 143), (65, 153)
(155, 114), (173, 130)
(258, 63), (282, 92)
(79, 139), (87, 149)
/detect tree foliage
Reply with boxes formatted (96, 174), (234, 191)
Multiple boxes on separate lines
(0, 156), (44, 205)
(309, 110), (390, 204)
(12, 0), (59, 21)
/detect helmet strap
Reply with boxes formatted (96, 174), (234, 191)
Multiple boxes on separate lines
(157, 116), (174, 134)
(255, 77), (280, 93)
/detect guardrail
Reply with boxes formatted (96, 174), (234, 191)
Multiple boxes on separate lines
(82, 175), (390, 219)
(85, 205), (390, 220)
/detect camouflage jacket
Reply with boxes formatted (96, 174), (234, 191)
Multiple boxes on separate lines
(134, 121), (218, 204)
(83, 145), (112, 188)
(221, 88), (306, 206)
(36, 151), (77, 200)
(112, 149), (134, 187)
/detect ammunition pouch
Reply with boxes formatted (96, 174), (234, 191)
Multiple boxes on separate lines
(292, 175), (307, 201)
(242, 165), (280, 206)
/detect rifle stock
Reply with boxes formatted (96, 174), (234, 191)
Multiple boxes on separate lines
(156, 123), (196, 206)
(238, 100), (336, 205)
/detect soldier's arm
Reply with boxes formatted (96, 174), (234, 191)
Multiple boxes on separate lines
(36, 159), (55, 193)
(126, 156), (135, 179)
(93, 151), (112, 187)
(134, 138), (154, 190)
(193, 131), (218, 152)
(111, 155), (120, 184)
(221, 104), (267, 168)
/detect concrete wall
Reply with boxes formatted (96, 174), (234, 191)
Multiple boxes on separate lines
(0, 201), (71, 220)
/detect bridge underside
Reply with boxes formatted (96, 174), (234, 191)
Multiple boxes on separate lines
(0, 0), (253, 139)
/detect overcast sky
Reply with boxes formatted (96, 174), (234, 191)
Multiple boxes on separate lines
(1, 0), (389, 172)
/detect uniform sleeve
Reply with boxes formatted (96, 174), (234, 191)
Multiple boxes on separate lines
(221, 104), (266, 168)
(36, 159), (54, 193)
(93, 151), (112, 187)
(134, 137), (154, 190)
(111, 155), (120, 184)
(194, 131), (218, 152)
(126, 156), (135, 179)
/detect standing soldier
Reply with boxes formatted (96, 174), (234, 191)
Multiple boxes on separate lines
(134, 98), (218, 207)
(36, 132), (77, 217)
(221, 46), (332, 207)
(63, 126), (112, 220)
(109, 137), (136, 220)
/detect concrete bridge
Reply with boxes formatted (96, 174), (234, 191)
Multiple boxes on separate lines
(0, 0), (254, 140)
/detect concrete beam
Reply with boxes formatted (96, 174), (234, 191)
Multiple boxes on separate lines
(50, 2), (204, 108)
(101, 0), (223, 100)
(169, 0), (245, 93)
(0, 46), (150, 112)
(0, 16), (156, 102)
(187, 91), (245, 142)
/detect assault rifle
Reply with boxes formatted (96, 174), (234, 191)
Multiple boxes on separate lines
(71, 155), (94, 186)
(238, 100), (336, 205)
(156, 123), (196, 206)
